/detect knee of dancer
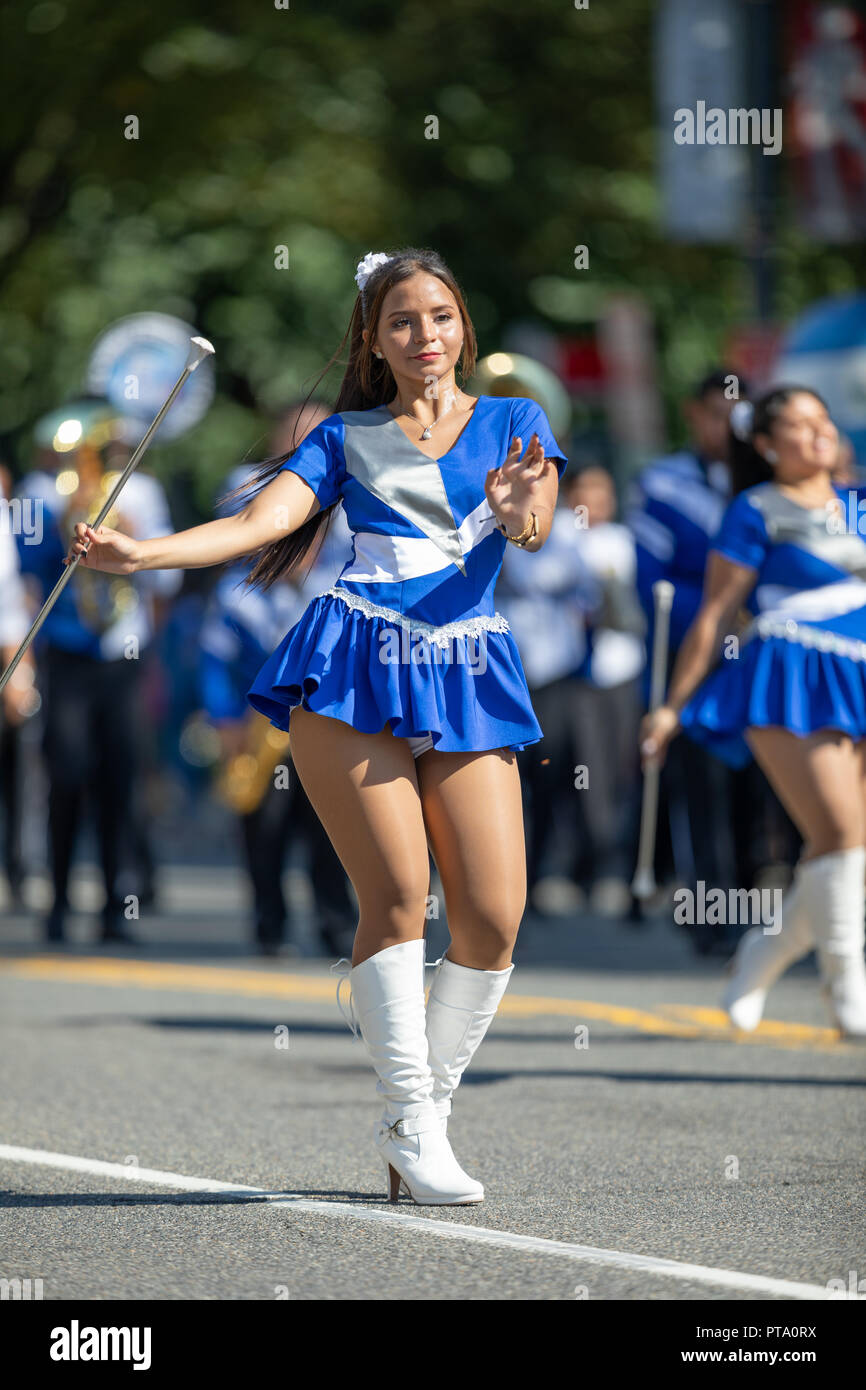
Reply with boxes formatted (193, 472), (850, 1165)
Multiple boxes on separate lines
(359, 886), (433, 939)
(451, 900), (525, 956)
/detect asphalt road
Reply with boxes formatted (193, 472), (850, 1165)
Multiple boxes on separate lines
(1, 864), (864, 1303)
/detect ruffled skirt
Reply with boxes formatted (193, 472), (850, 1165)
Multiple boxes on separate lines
(679, 603), (866, 767)
(246, 586), (544, 753)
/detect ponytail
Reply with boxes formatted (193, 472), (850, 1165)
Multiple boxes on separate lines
(729, 428), (773, 496)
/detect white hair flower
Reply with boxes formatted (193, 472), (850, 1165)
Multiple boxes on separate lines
(355, 251), (392, 293)
(730, 399), (754, 442)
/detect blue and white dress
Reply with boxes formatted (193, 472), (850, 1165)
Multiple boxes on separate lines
(679, 481), (866, 767)
(246, 395), (568, 752)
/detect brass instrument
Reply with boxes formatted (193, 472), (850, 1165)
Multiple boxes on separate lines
(468, 352), (572, 439)
(213, 709), (292, 816)
(60, 458), (138, 636)
(48, 406), (139, 637)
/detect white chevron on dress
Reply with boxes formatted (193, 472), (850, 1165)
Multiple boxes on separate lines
(338, 496), (501, 584)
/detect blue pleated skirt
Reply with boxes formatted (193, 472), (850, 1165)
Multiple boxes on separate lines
(246, 588), (544, 753)
(679, 604), (866, 767)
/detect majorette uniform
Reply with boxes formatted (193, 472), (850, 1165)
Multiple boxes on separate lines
(247, 395), (568, 754)
(679, 481), (866, 763)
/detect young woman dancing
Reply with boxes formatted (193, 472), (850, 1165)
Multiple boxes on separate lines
(641, 386), (866, 1039)
(64, 247), (568, 1203)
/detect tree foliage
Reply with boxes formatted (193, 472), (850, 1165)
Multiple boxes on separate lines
(2, 0), (863, 518)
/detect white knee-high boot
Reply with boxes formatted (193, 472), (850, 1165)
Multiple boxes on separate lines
(722, 865), (814, 1031)
(425, 953), (514, 1130)
(333, 940), (484, 1204)
(806, 846), (866, 1038)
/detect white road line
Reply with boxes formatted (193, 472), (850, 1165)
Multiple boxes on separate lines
(0, 1144), (854, 1301)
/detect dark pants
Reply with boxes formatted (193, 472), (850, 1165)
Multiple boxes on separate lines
(519, 675), (579, 890)
(0, 714), (23, 894)
(659, 732), (738, 892)
(41, 645), (140, 915)
(239, 763), (354, 947)
(519, 673), (641, 891)
(568, 677), (642, 886)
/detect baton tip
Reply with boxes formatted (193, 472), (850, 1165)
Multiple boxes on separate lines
(187, 337), (215, 371)
(652, 580), (675, 608)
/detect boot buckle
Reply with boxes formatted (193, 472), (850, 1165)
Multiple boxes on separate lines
(384, 1115), (433, 1139)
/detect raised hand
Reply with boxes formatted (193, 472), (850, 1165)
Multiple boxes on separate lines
(484, 432), (550, 537)
(63, 522), (140, 575)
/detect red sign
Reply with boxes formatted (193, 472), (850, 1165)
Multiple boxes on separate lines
(724, 324), (786, 393)
(556, 335), (606, 391)
(787, 3), (866, 241)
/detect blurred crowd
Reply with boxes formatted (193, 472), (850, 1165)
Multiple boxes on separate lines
(3, 372), (861, 958)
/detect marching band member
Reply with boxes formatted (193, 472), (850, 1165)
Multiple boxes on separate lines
(0, 465), (37, 905)
(17, 402), (181, 943)
(566, 466), (645, 915)
(642, 386), (866, 1038)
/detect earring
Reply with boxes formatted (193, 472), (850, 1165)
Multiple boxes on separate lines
(764, 449), (778, 463)
(374, 350), (383, 358)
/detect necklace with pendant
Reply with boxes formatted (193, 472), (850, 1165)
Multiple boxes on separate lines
(392, 393), (466, 441)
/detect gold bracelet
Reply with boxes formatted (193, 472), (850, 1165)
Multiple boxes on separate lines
(496, 511), (538, 546)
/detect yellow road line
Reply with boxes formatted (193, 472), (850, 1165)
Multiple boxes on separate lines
(654, 1003), (839, 1050)
(2, 956), (332, 999)
(0, 956), (845, 1050)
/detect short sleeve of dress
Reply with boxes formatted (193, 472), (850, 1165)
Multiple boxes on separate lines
(509, 397), (569, 480)
(279, 415), (345, 511)
(710, 488), (769, 573)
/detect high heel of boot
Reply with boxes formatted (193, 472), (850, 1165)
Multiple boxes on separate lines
(384, 1160), (404, 1203)
(376, 1113), (484, 1205)
(383, 1160), (415, 1202)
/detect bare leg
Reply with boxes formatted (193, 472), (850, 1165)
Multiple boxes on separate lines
(745, 727), (865, 857)
(731, 727), (866, 1035)
(287, 706), (431, 966)
(288, 707), (492, 1202)
(416, 746), (526, 969)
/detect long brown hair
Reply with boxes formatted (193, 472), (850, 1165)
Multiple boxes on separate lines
(219, 246), (478, 591)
